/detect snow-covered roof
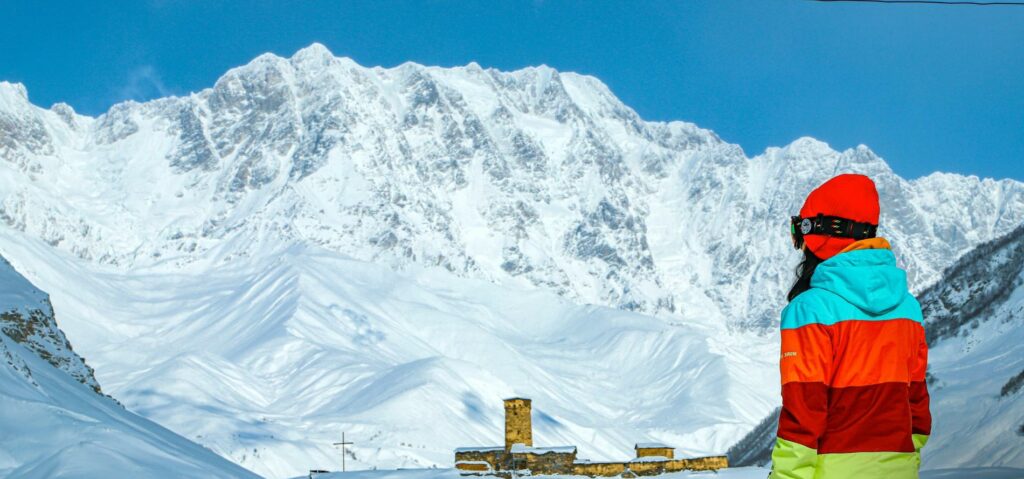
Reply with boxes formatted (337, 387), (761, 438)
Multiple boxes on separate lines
(634, 442), (672, 449)
(454, 446), (504, 453)
(630, 456), (670, 463)
(509, 444), (576, 454)
(455, 461), (493, 466)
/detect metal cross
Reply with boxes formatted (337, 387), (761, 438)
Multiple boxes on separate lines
(333, 432), (354, 472)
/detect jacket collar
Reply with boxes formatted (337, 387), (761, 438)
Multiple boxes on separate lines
(838, 237), (891, 254)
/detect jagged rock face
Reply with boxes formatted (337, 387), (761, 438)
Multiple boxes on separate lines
(0, 333), (36, 389)
(920, 223), (1024, 344)
(0, 255), (101, 393)
(0, 82), (54, 174)
(1, 44), (1023, 330)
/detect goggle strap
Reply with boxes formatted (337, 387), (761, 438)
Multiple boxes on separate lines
(797, 214), (878, 240)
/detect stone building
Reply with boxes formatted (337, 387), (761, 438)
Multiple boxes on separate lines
(504, 398), (533, 449)
(634, 443), (674, 460)
(454, 398), (728, 477)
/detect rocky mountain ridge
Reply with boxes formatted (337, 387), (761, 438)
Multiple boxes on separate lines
(1, 44), (1023, 331)
(920, 222), (1024, 344)
(0, 254), (100, 393)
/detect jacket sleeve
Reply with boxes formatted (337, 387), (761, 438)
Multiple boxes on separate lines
(770, 302), (832, 479)
(909, 332), (931, 466)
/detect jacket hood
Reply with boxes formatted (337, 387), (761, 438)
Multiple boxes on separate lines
(810, 248), (907, 315)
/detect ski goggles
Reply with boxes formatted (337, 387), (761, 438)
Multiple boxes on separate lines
(790, 214), (877, 250)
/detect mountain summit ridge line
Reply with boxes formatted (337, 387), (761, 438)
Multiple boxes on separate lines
(1, 42), (1022, 332)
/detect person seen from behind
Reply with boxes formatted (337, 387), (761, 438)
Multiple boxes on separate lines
(770, 174), (931, 479)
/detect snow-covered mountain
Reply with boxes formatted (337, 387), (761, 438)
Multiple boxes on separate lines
(1, 44), (1022, 477)
(1, 43), (1022, 331)
(917, 223), (1024, 468)
(0, 254), (259, 478)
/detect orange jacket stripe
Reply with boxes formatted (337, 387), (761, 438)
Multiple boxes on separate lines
(782, 319), (926, 387)
(830, 319), (925, 387)
(779, 324), (832, 385)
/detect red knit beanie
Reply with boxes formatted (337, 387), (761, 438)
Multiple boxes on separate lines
(799, 174), (880, 260)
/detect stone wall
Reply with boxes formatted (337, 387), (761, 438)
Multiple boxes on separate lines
(627, 460), (666, 476)
(570, 462), (627, 476)
(563, 455), (728, 477)
(511, 451), (575, 475)
(454, 461), (491, 473)
(454, 449), (503, 472)
(662, 456), (729, 473)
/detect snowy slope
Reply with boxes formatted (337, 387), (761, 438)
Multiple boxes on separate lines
(1, 44), (1023, 477)
(0, 232), (778, 478)
(917, 223), (1024, 469)
(0, 335), (262, 478)
(0, 255), (259, 478)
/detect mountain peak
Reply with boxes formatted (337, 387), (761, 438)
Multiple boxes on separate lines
(783, 136), (834, 156)
(0, 81), (27, 97)
(0, 81), (29, 109)
(290, 42), (336, 67)
(242, 51), (292, 74)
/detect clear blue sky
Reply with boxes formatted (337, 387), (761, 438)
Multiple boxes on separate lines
(2, 1), (1022, 180)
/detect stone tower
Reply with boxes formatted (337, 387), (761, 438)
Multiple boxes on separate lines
(504, 397), (532, 449)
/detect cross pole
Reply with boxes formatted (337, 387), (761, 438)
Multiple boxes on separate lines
(332, 432), (354, 472)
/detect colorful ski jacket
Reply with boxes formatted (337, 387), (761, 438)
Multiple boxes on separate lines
(770, 238), (931, 479)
